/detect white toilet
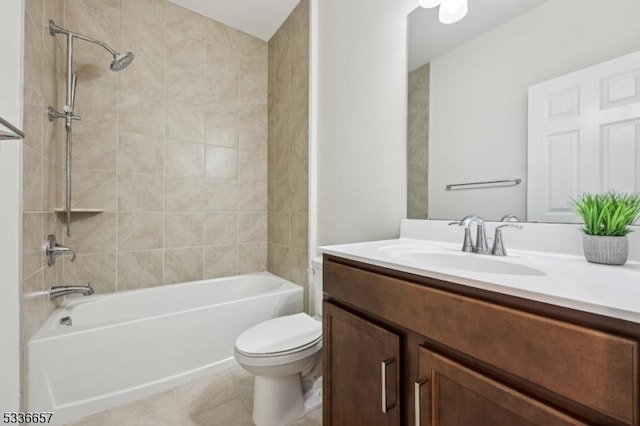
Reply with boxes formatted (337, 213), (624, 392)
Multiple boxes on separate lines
(234, 257), (324, 426)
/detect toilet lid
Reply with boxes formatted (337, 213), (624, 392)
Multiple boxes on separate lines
(235, 313), (322, 355)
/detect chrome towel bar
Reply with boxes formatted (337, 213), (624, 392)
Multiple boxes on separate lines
(445, 178), (522, 191)
(0, 115), (25, 140)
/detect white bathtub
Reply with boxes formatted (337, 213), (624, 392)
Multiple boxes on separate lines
(28, 272), (302, 426)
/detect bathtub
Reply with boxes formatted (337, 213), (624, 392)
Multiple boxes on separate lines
(28, 272), (302, 426)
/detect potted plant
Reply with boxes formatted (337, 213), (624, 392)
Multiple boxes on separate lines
(572, 192), (640, 265)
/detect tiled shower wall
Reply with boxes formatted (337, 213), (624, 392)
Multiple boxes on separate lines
(267, 0), (310, 308)
(22, 0), (66, 403)
(56, 0), (269, 293)
(407, 63), (430, 219)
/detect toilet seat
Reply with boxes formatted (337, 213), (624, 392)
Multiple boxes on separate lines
(234, 313), (322, 362)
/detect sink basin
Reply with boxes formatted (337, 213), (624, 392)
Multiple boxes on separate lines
(382, 249), (546, 276)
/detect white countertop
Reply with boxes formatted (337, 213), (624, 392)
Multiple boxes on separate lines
(321, 238), (640, 324)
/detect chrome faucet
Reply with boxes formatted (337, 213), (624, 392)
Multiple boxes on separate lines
(46, 235), (76, 266)
(449, 215), (489, 254)
(49, 283), (94, 300)
(491, 223), (523, 256)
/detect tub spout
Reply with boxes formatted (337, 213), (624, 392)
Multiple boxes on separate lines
(49, 283), (94, 300)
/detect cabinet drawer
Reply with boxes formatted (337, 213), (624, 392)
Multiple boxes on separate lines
(325, 259), (639, 424)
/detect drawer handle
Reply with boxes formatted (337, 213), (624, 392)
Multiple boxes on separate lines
(381, 358), (396, 413)
(415, 378), (430, 426)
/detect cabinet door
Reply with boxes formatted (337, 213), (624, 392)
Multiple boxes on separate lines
(323, 301), (401, 426)
(415, 347), (585, 426)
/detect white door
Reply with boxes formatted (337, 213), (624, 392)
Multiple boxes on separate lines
(528, 50), (640, 223)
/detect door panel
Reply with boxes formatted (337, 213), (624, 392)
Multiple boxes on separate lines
(528, 49), (640, 222)
(323, 301), (401, 426)
(416, 347), (586, 426)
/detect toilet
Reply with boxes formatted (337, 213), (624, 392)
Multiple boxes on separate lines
(234, 257), (324, 426)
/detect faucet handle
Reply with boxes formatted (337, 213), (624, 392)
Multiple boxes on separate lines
(492, 224), (523, 256)
(501, 214), (520, 223)
(449, 221), (474, 252)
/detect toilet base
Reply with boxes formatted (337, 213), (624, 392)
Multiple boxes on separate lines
(253, 374), (304, 426)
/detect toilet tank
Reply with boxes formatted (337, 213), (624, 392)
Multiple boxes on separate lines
(311, 256), (323, 317)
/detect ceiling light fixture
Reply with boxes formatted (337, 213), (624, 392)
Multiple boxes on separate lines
(419, 0), (468, 25)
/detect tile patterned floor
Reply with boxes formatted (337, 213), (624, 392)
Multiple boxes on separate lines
(67, 365), (322, 426)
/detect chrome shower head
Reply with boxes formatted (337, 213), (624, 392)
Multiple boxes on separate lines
(110, 52), (135, 72)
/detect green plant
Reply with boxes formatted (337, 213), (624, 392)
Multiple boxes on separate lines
(572, 192), (640, 236)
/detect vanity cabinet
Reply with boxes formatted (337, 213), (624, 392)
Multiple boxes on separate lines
(322, 255), (640, 426)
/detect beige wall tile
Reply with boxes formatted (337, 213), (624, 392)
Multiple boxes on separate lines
(118, 131), (164, 174)
(120, 16), (166, 101)
(239, 243), (267, 274)
(167, 30), (206, 75)
(239, 148), (267, 182)
(64, 213), (117, 254)
(119, 89), (165, 136)
(118, 173), (164, 212)
(23, 213), (43, 278)
(267, 243), (290, 280)
(238, 181), (267, 212)
(64, 253), (116, 294)
(166, 176), (205, 212)
(72, 125), (117, 171)
(239, 119), (267, 151)
(289, 248), (309, 290)
(206, 45), (241, 90)
(206, 84), (238, 115)
(167, 66), (206, 108)
(204, 213), (237, 246)
(72, 169), (117, 210)
(23, 145), (42, 212)
(238, 213), (266, 244)
(73, 80), (118, 130)
(205, 146), (238, 179)
(164, 247), (204, 285)
(240, 56), (268, 96)
(166, 105), (206, 143)
(204, 245), (238, 279)
(291, 213), (308, 250)
(270, 212), (290, 246)
(166, 139), (205, 177)
(118, 213), (164, 251)
(23, 87), (43, 153)
(205, 113), (238, 148)
(273, 179), (291, 213)
(167, 2), (208, 41)
(120, 0), (165, 25)
(205, 179), (238, 212)
(165, 213), (204, 248)
(23, 12), (43, 94)
(117, 250), (164, 291)
(238, 90), (267, 122)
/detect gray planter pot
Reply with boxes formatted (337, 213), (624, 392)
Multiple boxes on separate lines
(582, 235), (628, 265)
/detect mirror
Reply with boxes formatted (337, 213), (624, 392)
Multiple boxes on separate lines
(407, 0), (640, 222)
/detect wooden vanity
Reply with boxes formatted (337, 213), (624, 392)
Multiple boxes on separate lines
(322, 255), (640, 426)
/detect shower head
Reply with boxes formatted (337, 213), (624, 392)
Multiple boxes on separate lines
(49, 20), (135, 72)
(110, 52), (135, 72)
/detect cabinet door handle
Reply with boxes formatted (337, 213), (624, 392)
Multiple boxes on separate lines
(381, 358), (396, 413)
(415, 377), (430, 425)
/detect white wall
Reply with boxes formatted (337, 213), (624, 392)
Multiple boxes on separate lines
(313, 0), (416, 248)
(0, 0), (24, 412)
(428, 0), (640, 221)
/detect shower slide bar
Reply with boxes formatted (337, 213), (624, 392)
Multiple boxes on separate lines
(0, 115), (25, 140)
(445, 178), (522, 191)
